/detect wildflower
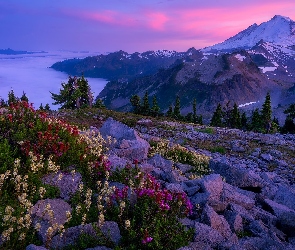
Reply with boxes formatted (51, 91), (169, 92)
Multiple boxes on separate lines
(125, 220), (131, 229)
(142, 236), (153, 244)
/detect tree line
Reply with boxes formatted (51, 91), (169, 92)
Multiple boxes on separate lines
(130, 91), (295, 134)
(130, 92), (203, 124)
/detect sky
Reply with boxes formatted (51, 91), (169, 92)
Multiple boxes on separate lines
(1, 0), (295, 54)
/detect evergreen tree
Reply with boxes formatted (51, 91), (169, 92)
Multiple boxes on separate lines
(241, 112), (248, 130)
(0, 98), (6, 107)
(282, 103), (295, 133)
(282, 116), (295, 134)
(8, 89), (18, 105)
(51, 76), (92, 109)
(223, 101), (231, 127)
(230, 103), (241, 128)
(142, 91), (150, 115)
(93, 98), (105, 108)
(130, 95), (141, 114)
(39, 103), (44, 110)
(197, 115), (203, 125)
(151, 95), (160, 117)
(261, 92), (272, 125)
(251, 108), (262, 132)
(284, 103), (295, 119)
(44, 104), (51, 111)
(173, 95), (181, 119)
(193, 98), (197, 123)
(20, 91), (29, 102)
(167, 105), (173, 117)
(210, 103), (224, 127)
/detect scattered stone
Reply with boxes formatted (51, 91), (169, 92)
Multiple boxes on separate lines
(42, 171), (82, 201)
(26, 245), (48, 250)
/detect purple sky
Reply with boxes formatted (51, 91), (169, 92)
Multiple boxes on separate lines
(1, 0), (295, 53)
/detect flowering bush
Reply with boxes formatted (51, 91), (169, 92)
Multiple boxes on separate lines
(0, 101), (109, 249)
(107, 165), (194, 249)
(149, 139), (211, 177)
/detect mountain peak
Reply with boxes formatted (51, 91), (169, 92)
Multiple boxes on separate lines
(203, 15), (295, 52)
(271, 15), (292, 22)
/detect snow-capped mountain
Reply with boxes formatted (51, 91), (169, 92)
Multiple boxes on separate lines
(203, 15), (295, 52)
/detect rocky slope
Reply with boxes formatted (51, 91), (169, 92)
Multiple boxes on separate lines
(27, 115), (295, 250)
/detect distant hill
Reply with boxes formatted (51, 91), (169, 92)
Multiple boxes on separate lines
(0, 48), (47, 55)
(50, 50), (185, 81)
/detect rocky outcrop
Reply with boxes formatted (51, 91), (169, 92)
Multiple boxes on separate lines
(100, 117), (150, 162)
(27, 118), (295, 249)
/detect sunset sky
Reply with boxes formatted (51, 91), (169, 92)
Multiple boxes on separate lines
(1, 0), (295, 53)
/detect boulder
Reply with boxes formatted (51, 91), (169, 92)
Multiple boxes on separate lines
(30, 199), (72, 243)
(192, 222), (225, 248)
(50, 221), (121, 249)
(209, 158), (264, 188)
(201, 204), (233, 238)
(273, 185), (295, 211)
(100, 117), (150, 161)
(42, 171), (82, 201)
(222, 183), (255, 210)
(264, 199), (295, 236)
(26, 245), (48, 250)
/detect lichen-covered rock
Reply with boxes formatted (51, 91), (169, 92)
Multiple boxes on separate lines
(30, 199), (72, 243)
(50, 221), (121, 249)
(42, 171), (82, 201)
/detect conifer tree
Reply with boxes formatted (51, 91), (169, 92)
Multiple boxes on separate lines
(230, 103), (241, 128)
(20, 91), (29, 102)
(284, 103), (295, 119)
(241, 112), (248, 130)
(130, 95), (141, 114)
(51, 76), (92, 109)
(8, 89), (18, 105)
(251, 108), (262, 132)
(142, 91), (150, 115)
(167, 105), (173, 117)
(44, 104), (51, 111)
(261, 92), (272, 127)
(210, 103), (224, 127)
(151, 95), (160, 117)
(193, 98), (197, 123)
(173, 95), (181, 119)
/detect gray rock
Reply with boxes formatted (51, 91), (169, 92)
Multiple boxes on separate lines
(200, 174), (224, 201)
(201, 204), (233, 238)
(224, 210), (243, 232)
(107, 154), (129, 170)
(261, 153), (273, 162)
(264, 199), (295, 236)
(148, 154), (173, 172)
(26, 245), (48, 250)
(226, 203), (255, 223)
(42, 171), (82, 201)
(100, 117), (150, 161)
(50, 221), (121, 249)
(273, 185), (295, 211)
(30, 199), (72, 243)
(100, 117), (138, 141)
(238, 236), (288, 250)
(222, 183), (255, 210)
(209, 158), (264, 188)
(193, 222), (225, 248)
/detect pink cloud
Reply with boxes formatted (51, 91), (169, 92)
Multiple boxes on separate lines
(143, 11), (169, 31)
(61, 9), (136, 27)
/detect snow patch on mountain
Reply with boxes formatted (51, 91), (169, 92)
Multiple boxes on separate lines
(234, 54), (246, 61)
(238, 101), (257, 108)
(259, 66), (277, 73)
